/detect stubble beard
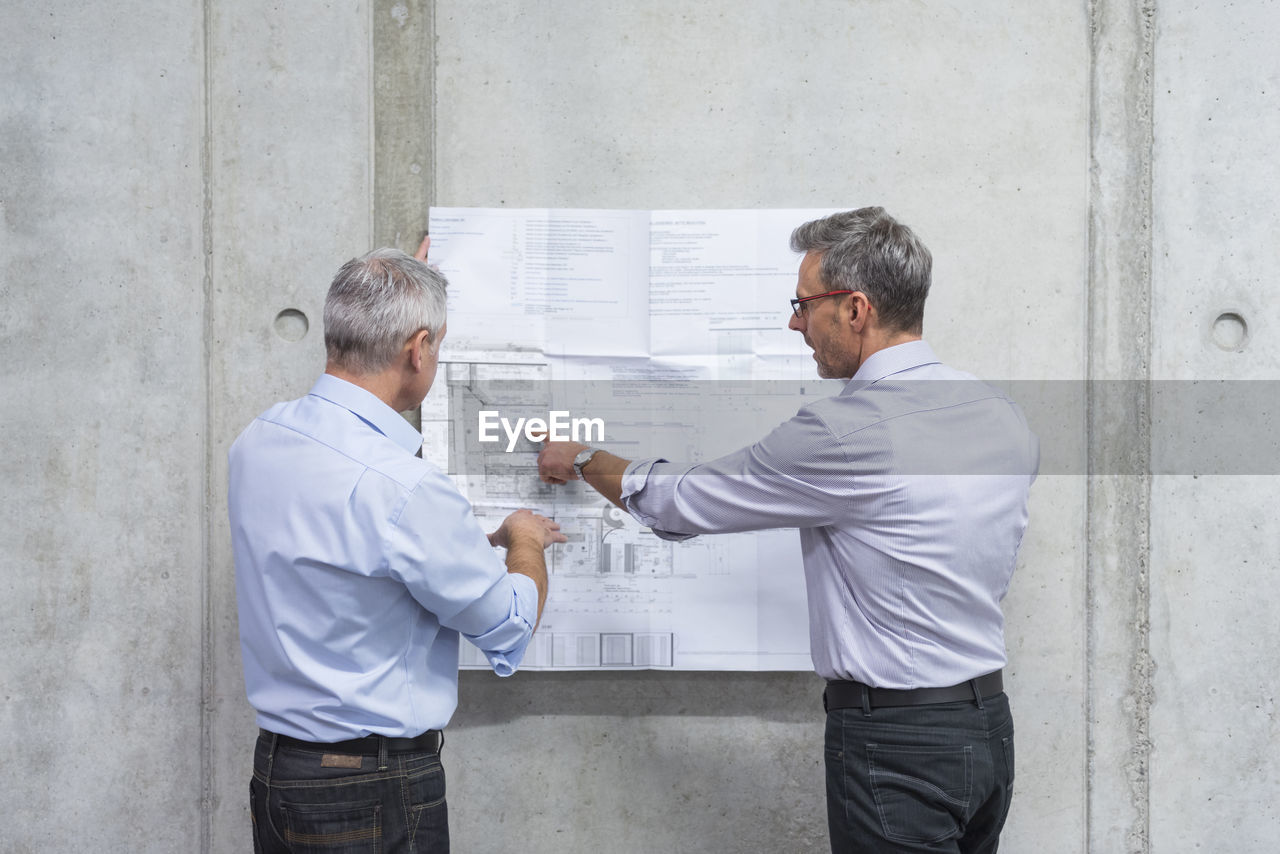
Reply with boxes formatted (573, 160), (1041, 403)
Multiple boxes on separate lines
(809, 327), (854, 380)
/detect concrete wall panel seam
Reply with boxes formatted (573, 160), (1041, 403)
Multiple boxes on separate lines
(373, 0), (436, 252)
(200, 0), (216, 852)
(1085, 1), (1157, 852)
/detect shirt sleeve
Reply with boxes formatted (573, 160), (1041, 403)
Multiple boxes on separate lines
(620, 405), (862, 538)
(383, 467), (538, 677)
(458, 572), (538, 677)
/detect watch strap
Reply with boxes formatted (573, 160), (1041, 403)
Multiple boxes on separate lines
(572, 447), (600, 479)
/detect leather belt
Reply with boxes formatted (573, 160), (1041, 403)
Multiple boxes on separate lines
(264, 728), (443, 755)
(824, 670), (1003, 713)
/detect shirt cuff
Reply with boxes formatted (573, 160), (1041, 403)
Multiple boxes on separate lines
(620, 457), (661, 497)
(620, 458), (697, 542)
(463, 573), (539, 677)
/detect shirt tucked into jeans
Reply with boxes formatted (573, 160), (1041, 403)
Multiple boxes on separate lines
(229, 373), (539, 852)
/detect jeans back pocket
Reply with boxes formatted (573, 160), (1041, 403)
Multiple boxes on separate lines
(866, 743), (973, 845)
(280, 799), (382, 853)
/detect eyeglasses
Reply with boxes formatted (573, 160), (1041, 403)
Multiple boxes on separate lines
(790, 290), (854, 318)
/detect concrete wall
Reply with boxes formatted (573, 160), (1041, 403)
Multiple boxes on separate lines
(1, 1), (1276, 851)
(1, 3), (208, 851)
(1147, 2), (1280, 851)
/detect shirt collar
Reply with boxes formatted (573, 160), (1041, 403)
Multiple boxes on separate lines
(309, 373), (424, 455)
(842, 340), (940, 393)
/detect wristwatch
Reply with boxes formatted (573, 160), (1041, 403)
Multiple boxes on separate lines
(572, 447), (601, 479)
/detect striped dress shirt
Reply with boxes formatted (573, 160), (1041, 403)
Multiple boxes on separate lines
(621, 341), (1039, 687)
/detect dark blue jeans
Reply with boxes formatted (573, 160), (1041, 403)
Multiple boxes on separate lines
(825, 693), (1014, 853)
(250, 732), (449, 853)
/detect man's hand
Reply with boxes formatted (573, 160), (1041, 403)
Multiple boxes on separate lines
(537, 440), (631, 511)
(537, 440), (588, 484)
(488, 508), (566, 550)
(489, 508), (561, 627)
(413, 234), (442, 273)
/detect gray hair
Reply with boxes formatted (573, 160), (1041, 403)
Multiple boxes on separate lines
(790, 207), (932, 334)
(323, 248), (448, 375)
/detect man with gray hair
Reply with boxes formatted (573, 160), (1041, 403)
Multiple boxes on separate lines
(538, 208), (1038, 853)
(230, 241), (564, 852)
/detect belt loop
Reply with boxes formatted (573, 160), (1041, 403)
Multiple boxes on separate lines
(860, 684), (872, 717)
(377, 735), (389, 771)
(438, 729), (445, 754)
(970, 678), (985, 710)
(266, 732), (278, 784)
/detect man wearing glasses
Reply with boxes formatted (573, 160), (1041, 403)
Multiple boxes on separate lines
(537, 207), (1038, 854)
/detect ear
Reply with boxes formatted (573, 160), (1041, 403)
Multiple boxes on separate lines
(847, 292), (872, 331)
(407, 329), (433, 371)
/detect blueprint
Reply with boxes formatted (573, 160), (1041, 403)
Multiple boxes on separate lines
(424, 207), (845, 670)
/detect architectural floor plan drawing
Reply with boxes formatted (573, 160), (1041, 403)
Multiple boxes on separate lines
(424, 207), (847, 670)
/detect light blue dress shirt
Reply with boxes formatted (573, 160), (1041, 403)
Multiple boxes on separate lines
(229, 374), (538, 741)
(621, 341), (1039, 688)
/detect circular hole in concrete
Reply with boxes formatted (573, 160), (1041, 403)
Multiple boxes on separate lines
(273, 308), (309, 342)
(1211, 312), (1248, 351)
